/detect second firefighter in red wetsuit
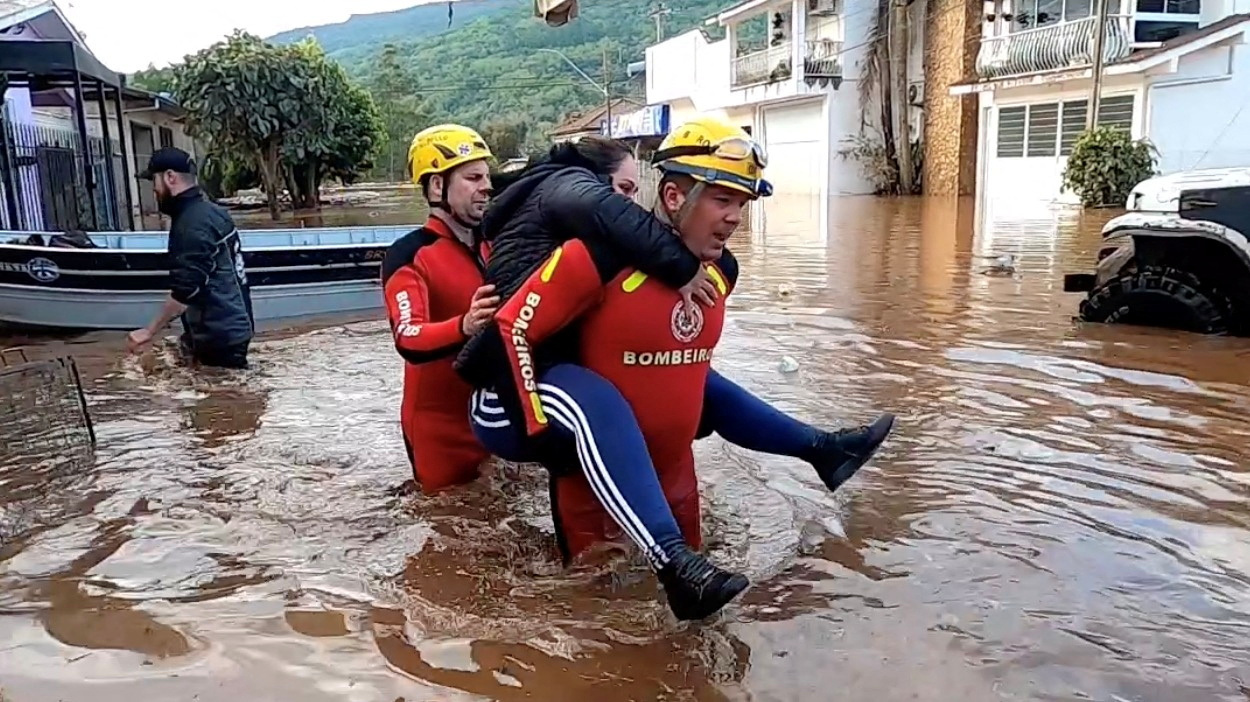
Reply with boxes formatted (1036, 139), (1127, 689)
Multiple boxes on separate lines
(380, 124), (500, 493)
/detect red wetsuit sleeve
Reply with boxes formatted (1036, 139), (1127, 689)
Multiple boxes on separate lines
(495, 238), (605, 436)
(383, 260), (466, 364)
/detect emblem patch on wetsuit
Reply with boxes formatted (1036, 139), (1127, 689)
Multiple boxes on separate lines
(670, 300), (704, 343)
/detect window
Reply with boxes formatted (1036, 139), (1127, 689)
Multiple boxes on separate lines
(1010, 0), (1093, 31)
(997, 94), (1135, 158)
(1064, 0), (1092, 21)
(997, 106), (1026, 157)
(1060, 101), (1087, 154)
(159, 126), (174, 149)
(1135, 19), (1199, 41)
(1136, 0), (1199, 13)
(1096, 94), (1134, 131)
(1135, 0), (1200, 41)
(1026, 103), (1059, 157)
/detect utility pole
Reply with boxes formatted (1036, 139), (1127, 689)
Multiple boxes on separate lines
(1086, 0), (1110, 129)
(603, 46), (613, 137)
(535, 47), (613, 136)
(648, 2), (671, 42)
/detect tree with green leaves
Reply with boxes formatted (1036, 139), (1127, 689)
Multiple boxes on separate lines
(364, 44), (431, 182)
(129, 64), (177, 94)
(480, 118), (530, 159)
(282, 41), (385, 210)
(1061, 127), (1158, 208)
(174, 31), (383, 219)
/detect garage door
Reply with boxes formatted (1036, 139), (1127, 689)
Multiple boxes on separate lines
(760, 100), (823, 243)
(761, 100), (823, 195)
(983, 96), (1135, 222)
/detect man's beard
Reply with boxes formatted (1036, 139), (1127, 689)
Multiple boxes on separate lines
(156, 189), (175, 215)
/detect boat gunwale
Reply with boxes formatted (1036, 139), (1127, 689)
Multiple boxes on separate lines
(0, 278), (381, 294)
(0, 241), (402, 254)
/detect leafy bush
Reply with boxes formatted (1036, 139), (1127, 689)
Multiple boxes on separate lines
(1061, 126), (1158, 208)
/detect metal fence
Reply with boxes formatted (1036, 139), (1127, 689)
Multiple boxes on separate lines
(0, 350), (96, 479)
(0, 117), (127, 232)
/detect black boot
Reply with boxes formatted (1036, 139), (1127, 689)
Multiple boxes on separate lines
(806, 413), (896, 493)
(656, 546), (749, 621)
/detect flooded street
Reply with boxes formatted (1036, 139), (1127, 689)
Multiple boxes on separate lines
(2, 196), (1250, 701)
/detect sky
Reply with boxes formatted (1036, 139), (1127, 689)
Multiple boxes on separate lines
(56, 0), (434, 73)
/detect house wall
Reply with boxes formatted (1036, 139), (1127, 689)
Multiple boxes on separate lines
(646, 29), (735, 112)
(1201, 0), (1250, 26)
(645, 0), (937, 201)
(975, 73), (1146, 213)
(922, 0), (981, 196)
(971, 33), (1250, 217)
(29, 101), (194, 229)
(1144, 43), (1250, 173)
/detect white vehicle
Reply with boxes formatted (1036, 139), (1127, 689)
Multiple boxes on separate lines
(1063, 167), (1250, 335)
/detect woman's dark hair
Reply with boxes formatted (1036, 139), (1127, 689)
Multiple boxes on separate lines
(491, 136), (633, 193)
(555, 136), (632, 175)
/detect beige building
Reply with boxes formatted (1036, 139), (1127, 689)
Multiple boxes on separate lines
(1, 0), (196, 232)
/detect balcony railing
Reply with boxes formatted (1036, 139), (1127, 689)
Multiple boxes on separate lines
(975, 14), (1134, 79)
(732, 44), (792, 89)
(804, 39), (842, 79)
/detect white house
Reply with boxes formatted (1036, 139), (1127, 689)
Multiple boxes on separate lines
(644, 0), (926, 242)
(952, 0), (1250, 218)
(0, 0), (196, 233)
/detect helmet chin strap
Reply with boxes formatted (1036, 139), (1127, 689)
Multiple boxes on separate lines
(428, 168), (480, 239)
(655, 181), (705, 230)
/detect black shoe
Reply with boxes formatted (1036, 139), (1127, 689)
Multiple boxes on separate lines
(656, 547), (749, 621)
(809, 413), (896, 493)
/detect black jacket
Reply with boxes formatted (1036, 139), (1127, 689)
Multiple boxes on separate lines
(166, 187), (254, 349)
(453, 158), (705, 388)
(480, 161), (702, 299)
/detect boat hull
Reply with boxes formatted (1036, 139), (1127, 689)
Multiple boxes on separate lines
(0, 224), (411, 331)
(0, 280), (385, 331)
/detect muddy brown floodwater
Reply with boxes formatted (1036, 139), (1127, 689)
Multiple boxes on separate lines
(2, 196), (1250, 701)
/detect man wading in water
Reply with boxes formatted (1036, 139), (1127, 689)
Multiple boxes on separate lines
(457, 117), (894, 620)
(127, 147), (254, 369)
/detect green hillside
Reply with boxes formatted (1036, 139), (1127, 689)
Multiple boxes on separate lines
(297, 0), (733, 131)
(266, 0), (515, 68)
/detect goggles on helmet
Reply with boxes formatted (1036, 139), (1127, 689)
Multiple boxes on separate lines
(652, 136), (768, 169)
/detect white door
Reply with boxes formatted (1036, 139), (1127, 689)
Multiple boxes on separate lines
(983, 101), (1069, 222)
(759, 100), (824, 245)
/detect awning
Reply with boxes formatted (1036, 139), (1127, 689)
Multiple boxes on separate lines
(0, 39), (122, 87)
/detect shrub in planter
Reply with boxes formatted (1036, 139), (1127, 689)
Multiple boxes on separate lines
(1061, 126), (1158, 208)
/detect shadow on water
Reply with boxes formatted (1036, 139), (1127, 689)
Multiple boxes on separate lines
(2, 195), (1250, 701)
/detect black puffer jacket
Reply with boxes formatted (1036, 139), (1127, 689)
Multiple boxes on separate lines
(453, 148), (704, 387)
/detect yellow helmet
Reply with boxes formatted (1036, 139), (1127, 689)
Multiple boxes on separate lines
(652, 116), (772, 198)
(407, 123), (493, 185)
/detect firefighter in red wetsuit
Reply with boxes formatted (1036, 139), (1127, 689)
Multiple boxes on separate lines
(464, 118), (894, 620)
(381, 124), (500, 492)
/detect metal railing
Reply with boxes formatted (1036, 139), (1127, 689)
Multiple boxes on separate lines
(0, 119), (127, 232)
(975, 14), (1134, 79)
(804, 39), (843, 78)
(732, 44), (793, 88)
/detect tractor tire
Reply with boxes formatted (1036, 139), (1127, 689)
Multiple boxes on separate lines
(1078, 266), (1232, 335)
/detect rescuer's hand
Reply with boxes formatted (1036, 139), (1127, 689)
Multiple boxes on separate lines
(461, 284), (500, 336)
(679, 266), (717, 312)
